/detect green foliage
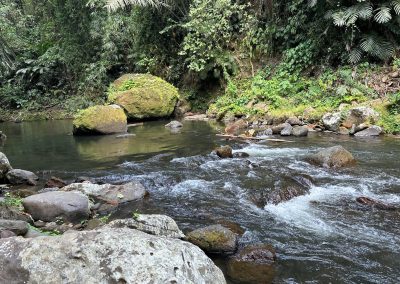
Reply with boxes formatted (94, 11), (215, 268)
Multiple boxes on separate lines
(132, 210), (140, 220)
(179, 0), (254, 80)
(99, 214), (111, 224)
(0, 192), (23, 209)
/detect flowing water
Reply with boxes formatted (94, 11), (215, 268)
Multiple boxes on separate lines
(1, 119), (400, 283)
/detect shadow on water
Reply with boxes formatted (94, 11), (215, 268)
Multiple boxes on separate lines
(1, 119), (400, 283)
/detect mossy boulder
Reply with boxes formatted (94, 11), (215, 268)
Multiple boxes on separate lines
(73, 105), (127, 135)
(107, 74), (179, 120)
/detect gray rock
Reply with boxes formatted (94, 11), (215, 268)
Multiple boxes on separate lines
(322, 112), (342, 131)
(280, 123), (293, 136)
(22, 191), (90, 223)
(23, 227), (46, 238)
(343, 107), (379, 127)
(107, 215), (185, 239)
(307, 145), (355, 168)
(233, 152), (250, 158)
(285, 116), (302, 126)
(354, 125), (382, 137)
(187, 224), (238, 255)
(271, 123), (287, 134)
(338, 127), (350, 135)
(292, 125), (309, 137)
(0, 227), (226, 284)
(62, 181), (147, 205)
(0, 230), (16, 239)
(0, 219), (29, 236)
(165, 120), (183, 129)
(0, 152), (12, 181)
(256, 128), (273, 137)
(6, 169), (38, 186)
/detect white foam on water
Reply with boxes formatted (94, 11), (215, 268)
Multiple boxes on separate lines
(234, 144), (309, 158)
(169, 179), (214, 196)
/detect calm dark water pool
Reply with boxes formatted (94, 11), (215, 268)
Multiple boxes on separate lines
(1, 119), (400, 283)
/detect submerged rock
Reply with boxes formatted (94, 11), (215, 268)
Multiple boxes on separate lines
(215, 146), (233, 158)
(356, 197), (396, 210)
(307, 145), (355, 168)
(0, 227), (226, 284)
(107, 215), (185, 239)
(165, 120), (183, 129)
(62, 181), (147, 208)
(22, 191), (90, 223)
(233, 152), (250, 158)
(354, 125), (382, 137)
(73, 104), (127, 135)
(0, 152), (12, 182)
(322, 112), (342, 131)
(45, 176), (67, 188)
(187, 224), (238, 255)
(227, 244), (276, 284)
(6, 169), (38, 186)
(108, 74), (179, 120)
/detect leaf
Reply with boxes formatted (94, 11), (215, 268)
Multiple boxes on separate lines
(349, 48), (363, 63)
(374, 6), (392, 23)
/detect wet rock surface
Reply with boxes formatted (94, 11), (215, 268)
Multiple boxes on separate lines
(45, 176), (67, 188)
(215, 146), (233, 159)
(187, 224), (238, 255)
(307, 145), (356, 168)
(356, 197), (397, 210)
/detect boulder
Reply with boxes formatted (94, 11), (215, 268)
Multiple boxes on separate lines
(45, 176), (67, 188)
(227, 244), (276, 284)
(107, 215), (185, 239)
(322, 112), (342, 131)
(187, 224), (238, 255)
(292, 125), (309, 137)
(256, 128), (273, 137)
(338, 127), (350, 135)
(0, 152), (12, 181)
(354, 125), (382, 137)
(22, 191), (90, 223)
(280, 123), (293, 136)
(285, 116), (302, 126)
(0, 228), (226, 284)
(73, 105), (127, 135)
(307, 145), (355, 168)
(342, 107), (379, 128)
(215, 146), (233, 159)
(62, 182), (147, 206)
(108, 74), (179, 120)
(174, 99), (192, 117)
(0, 219), (29, 236)
(271, 123), (287, 134)
(6, 169), (38, 186)
(165, 120), (183, 129)
(225, 119), (247, 135)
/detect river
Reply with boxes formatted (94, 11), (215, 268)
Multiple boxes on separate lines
(1, 119), (400, 283)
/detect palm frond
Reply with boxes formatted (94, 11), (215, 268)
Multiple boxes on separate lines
(392, 0), (400, 15)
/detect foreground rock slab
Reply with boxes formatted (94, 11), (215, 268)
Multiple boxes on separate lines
(22, 191), (90, 223)
(187, 224), (238, 255)
(307, 145), (356, 168)
(106, 215), (185, 239)
(0, 228), (226, 284)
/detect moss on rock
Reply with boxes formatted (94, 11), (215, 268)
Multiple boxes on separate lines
(73, 105), (127, 135)
(107, 74), (179, 120)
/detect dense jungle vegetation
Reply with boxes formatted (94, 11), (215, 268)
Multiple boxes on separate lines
(1, 0), (400, 132)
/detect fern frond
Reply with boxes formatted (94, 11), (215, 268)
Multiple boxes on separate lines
(392, 0), (400, 15)
(349, 47), (363, 64)
(374, 6), (392, 23)
(360, 34), (394, 59)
